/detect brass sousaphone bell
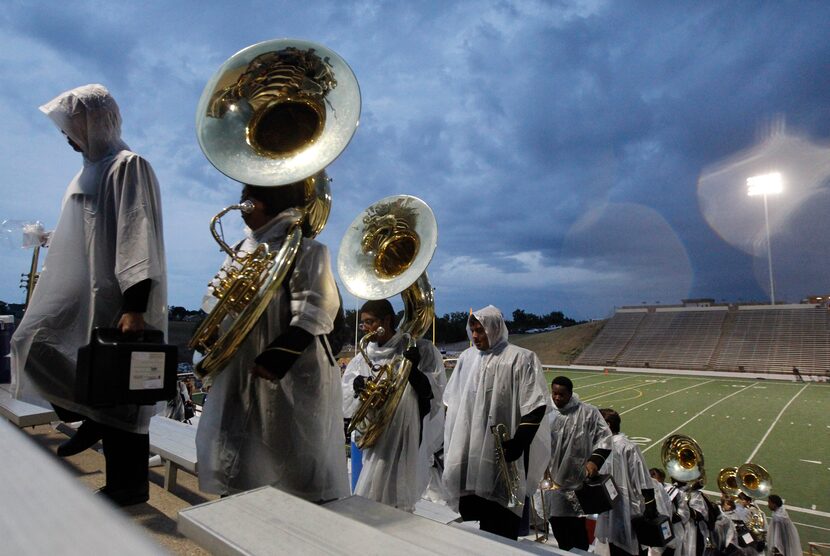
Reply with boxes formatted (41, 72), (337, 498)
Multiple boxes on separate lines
(189, 39), (360, 383)
(338, 195), (437, 448)
(717, 466), (741, 499)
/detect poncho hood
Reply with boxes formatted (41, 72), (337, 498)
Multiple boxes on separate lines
(553, 392), (581, 415)
(467, 305), (509, 353)
(40, 84), (129, 163)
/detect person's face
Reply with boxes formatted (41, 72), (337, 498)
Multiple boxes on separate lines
(722, 499), (735, 511)
(551, 383), (572, 409)
(649, 469), (663, 482)
(469, 319), (490, 351)
(359, 312), (393, 344)
(240, 196), (270, 231)
(62, 131), (82, 153)
(737, 497), (750, 508)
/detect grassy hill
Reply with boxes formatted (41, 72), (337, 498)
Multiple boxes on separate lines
(510, 320), (606, 365)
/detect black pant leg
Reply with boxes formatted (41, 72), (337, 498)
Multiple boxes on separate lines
(51, 404), (86, 422)
(460, 495), (521, 540)
(101, 423), (149, 495)
(550, 515), (589, 550)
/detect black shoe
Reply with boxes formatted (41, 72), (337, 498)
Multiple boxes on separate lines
(95, 485), (150, 507)
(57, 420), (103, 457)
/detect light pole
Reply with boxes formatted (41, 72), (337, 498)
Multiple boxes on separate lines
(747, 172), (783, 305)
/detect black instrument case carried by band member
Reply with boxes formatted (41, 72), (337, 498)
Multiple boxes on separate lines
(575, 474), (619, 514)
(633, 514), (674, 547)
(76, 328), (177, 407)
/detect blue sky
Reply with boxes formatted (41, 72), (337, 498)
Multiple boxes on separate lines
(2, 1), (829, 320)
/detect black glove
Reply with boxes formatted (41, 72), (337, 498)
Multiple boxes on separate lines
(756, 542), (766, 553)
(403, 345), (421, 368)
(254, 326), (314, 380)
(353, 375), (367, 397)
(642, 488), (658, 519)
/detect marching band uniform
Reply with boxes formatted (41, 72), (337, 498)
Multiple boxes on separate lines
(442, 305), (551, 539)
(664, 482), (690, 556)
(768, 504), (801, 556)
(342, 332), (445, 511)
(544, 391), (612, 550)
(595, 430), (658, 555)
(196, 209), (348, 502)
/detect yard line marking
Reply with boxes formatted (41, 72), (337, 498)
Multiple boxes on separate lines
(799, 459), (822, 464)
(642, 386), (750, 454)
(583, 380), (666, 402)
(576, 375), (646, 389)
(746, 383), (810, 462)
(620, 380), (715, 415)
(792, 521), (830, 532)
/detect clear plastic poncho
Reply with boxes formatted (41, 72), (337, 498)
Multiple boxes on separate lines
(341, 333), (446, 511)
(11, 84), (167, 434)
(595, 433), (653, 555)
(543, 392), (612, 517)
(442, 305), (552, 517)
(768, 507), (801, 556)
(195, 210), (349, 502)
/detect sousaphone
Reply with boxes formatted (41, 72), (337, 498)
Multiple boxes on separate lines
(661, 434), (705, 485)
(338, 195), (437, 448)
(189, 39), (360, 384)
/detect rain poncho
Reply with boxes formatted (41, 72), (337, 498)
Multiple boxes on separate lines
(341, 333), (446, 511)
(595, 433), (653, 555)
(664, 483), (691, 555)
(11, 84), (167, 434)
(768, 506), (801, 556)
(647, 478), (680, 556)
(442, 305), (551, 517)
(195, 210), (348, 502)
(543, 392), (612, 517)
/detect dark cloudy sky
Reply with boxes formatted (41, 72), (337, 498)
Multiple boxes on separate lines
(2, 1), (829, 321)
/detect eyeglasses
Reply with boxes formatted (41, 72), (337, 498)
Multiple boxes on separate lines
(358, 318), (380, 329)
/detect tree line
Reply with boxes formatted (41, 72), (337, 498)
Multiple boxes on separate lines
(4, 301), (581, 346)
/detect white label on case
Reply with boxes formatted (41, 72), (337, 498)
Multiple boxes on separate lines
(661, 521), (672, 539)
(604, 480), (618, 500)
(129, 351), (165, 390)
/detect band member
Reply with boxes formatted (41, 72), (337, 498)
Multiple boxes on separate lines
(195, 183), (349, 502)
(659, 469), (692, 556)
(442, 305), (551, 540)
(11, 84), (167, 506)
(544, 376), (612, 551)
(648, 468), (683, 556)
(595, 409), (660, 556)
(341, 299), (445, 511)
(767, 495), (801, 556)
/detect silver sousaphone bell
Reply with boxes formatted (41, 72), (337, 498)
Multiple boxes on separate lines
(195, 38), (361, 187)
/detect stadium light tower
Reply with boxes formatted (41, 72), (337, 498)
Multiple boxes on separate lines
(747, 172), (783, 305)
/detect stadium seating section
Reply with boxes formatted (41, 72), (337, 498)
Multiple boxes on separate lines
(576, 304), (830, 375)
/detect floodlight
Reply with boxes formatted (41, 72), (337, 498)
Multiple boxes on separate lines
(746, 172), (783, 196)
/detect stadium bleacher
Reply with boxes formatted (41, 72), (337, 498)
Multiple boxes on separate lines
(576, 303), (830, 376)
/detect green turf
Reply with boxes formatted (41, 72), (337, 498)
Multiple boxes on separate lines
(543, 368), (830, 552)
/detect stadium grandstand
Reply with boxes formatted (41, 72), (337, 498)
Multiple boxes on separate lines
(576, 299), (830, 377)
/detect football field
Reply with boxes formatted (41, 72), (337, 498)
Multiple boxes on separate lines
(543, 368), (830, 551)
